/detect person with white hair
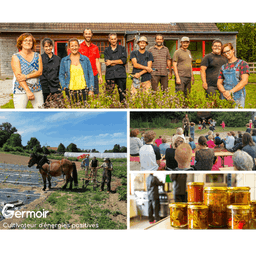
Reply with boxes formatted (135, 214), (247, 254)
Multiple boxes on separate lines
(232, 150), (254, 170)
(172, 127), (185, 147)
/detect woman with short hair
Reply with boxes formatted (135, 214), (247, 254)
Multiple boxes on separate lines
(232, 150), (253, 171)
(11, 33), (43, 108)
(40, 38), (62, 103)
(130, 129), (143, 156)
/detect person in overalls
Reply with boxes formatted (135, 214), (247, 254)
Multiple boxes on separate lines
(217, 43), (249, 108)
(89, 156), (99, 186)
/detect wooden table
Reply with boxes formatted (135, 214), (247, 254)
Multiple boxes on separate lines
(192, 151), (234, 168)
(145, 216), (227, 230)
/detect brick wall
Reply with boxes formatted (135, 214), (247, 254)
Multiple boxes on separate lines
(0, 37), (17, 77)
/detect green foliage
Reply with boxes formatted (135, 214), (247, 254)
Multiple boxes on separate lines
(27, 137), (42, 153)
(216, 23), (256, 62)
(66, 143), (78, 152)
(57, 143), (66, 153)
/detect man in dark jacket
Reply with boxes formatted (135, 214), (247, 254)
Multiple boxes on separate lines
(170, 174), (187, 202)
(104, 33), (127, 102)
(146, 174), (164, 224)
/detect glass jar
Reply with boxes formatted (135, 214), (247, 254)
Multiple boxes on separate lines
(169, 203), (187, 228)
(187, 182), (204, 203)
(250, 201), (256, 229)
(188, 204), (208, 229)
(227, 205), (250, 229)
(227, 187), (250, 205)
(204, 187), (228, 228)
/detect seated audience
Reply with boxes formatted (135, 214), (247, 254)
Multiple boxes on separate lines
(251, 129), (256, 143)
(228, 132), (243, 152)
(165, 137), (184, 170)
(205, 130), (213, 141)
(174, 143), (194, 171)
(233, 150), (254, 171)
(223, 132), (235, 150)
(130, 129), (143, 156)
(207, 135), (215, 148)
(245, 124), (251, 134)
(172, 127), (185, 147)
(214, 133), (224, 147)
(140, 131), (161, 171)
(241, 132), (256, 170)
(159, 137), (170, 155)
(188, 137), (196, 150)
(194, 136), (216, 170)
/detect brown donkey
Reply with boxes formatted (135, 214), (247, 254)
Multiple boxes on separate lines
(28, 153), (78, 191)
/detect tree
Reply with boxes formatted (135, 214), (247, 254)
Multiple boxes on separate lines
(113, 144), (121, 152)
(0, 122), (18, 147)
(5, 133), (22, 148)
(66, 143), (78, 152)
(42, 146), (50, 155)
(120, 146), (127, 153)
(27, 137), (42, 153)
(57, 143), (66, 153)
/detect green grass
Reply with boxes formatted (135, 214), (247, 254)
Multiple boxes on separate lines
(2, 74), (256, 108)
(133, 126), (246, 140)
(19, 159), (127, 230)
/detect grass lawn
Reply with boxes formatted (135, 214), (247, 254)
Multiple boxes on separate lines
(1, 74), (256, 109)
(19, 159), (127, 229)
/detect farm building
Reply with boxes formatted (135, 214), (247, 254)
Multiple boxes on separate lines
(0, 22), (237, 77)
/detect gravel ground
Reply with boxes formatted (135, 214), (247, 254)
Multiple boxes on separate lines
(0, 79), (13, 106)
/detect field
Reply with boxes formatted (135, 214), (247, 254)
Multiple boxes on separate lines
(1, 74), (256, 109)
(0, 153), (127, 229)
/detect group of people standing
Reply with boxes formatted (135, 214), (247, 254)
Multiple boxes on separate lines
(11, 30), (249, 108)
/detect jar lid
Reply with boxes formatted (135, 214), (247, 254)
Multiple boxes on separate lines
(169, 203), (187, 208)
(188, 204), (208, 210)
(204, 187), (227, 191)
(187, 202), (203, 205)
(227, 205), (251, 210)
(227, 187), (250, 191)
(187, 182), (204, 186)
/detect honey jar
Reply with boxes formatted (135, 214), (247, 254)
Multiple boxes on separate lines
(227, 205), (250, 229)
(187, 182), (204, 203)
(188, 204), (208, 229)
(169, 203), (187, 228)
(227, 187), (250, 205)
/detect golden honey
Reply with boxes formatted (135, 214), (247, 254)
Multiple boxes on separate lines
(204, 187), (227, 228)
(227, 187), (250, 205)
(169, 203), (187, 228)
(188, 204), (208, 229)
(227, 205), (250, 229)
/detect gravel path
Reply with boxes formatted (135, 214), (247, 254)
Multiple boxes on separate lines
(0, 79), (13, 106)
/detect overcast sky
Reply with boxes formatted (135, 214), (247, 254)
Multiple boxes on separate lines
(0, 111), (127, 152)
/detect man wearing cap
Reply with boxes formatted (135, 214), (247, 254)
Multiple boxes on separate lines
(130, 36), (154, 93)
(98, 158), (113, 192)
(200, 39), (228, 98)
(173, 36), (194, 97)
(148, 34), (172, 91)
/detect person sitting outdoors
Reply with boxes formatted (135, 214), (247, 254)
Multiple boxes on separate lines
(209, 124), (215, 132)
(165, 137), (184, 170)
(241, 132), (256, 170)
(130, 129), (143, 156)
(205, 130), (213, 141)
(159, 137), (170, 156)
(228, 132), (243, 152)
(251, 129), (256, 143)
(188, 137), (196, 150)
(214, 132), (224, 148)
(245, 124), (251, 134)
(154, 136), (162, 147)
(139, 131), (161, 171)
(172, 127), (185, 147)
(235, 131), (242, 145)
(232, 150), (254, 171)
(141, 131), (146, 145)
(194, 136), (216, 170)
(223, 132), (235, 150)
(174, 143), (194, 171)
(207, 135), (215, 148)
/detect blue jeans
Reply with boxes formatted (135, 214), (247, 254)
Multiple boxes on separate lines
(94, 75), (99, 94)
